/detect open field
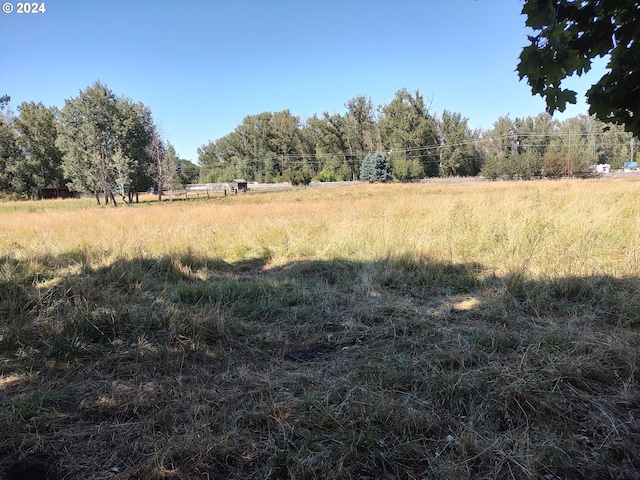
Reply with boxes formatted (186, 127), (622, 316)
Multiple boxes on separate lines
(1, 179), (640, 479)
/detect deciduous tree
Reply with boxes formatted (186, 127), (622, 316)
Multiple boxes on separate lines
(163, 142), (180, 193)
(345, 95), (379, 155)
(437, 110), (479, 177)
(198, 110), (302, 183)
(0, 95), (10, 111)
(0, 108), (22, 193)
(518, 0), (640, 135)
(379, 89), (438, 177)
(305, 113), (356, 180)
(178, 158), (199, 185)
(147, 129), (167, 201)
(13, 102), (65, 197)
(58, 81), (156, 205)
(58, 82), (121, 204)
(116, 97), (154, 201)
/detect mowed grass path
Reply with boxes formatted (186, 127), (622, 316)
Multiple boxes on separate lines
(1, 179), (639, 479)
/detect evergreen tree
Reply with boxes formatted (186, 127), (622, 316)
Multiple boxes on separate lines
(360, 152), (392, 182)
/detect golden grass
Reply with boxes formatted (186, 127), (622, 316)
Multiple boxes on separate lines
(2, 178), (638, 276)
(2, 178), (640, 479)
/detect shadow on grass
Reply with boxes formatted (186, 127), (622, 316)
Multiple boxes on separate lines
(1, 250), (640, 479)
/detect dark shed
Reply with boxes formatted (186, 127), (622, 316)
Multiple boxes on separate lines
(229, 179), (248, 193)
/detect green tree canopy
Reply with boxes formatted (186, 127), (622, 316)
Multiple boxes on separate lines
(12, 102), (65, 197)
(0, 95), (10, 111)
(57, 81), (155, 205)
(303, 112), (357, 181)
(0, 108), (22, 193)
(379, 88), (438, 177)
(437, 110), (480, 177)
(344, 95), (379, 154)
(178, 158), (199, 185)
(518, 0), (640, 135)
(198, 110), (301, 183)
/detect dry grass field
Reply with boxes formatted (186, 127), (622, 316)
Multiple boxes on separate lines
(1, 179), (640, 479)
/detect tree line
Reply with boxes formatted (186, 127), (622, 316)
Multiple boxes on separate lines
(0, 83), (198, 203)
(197, 89), (484, 184)
(1, 83), (638, 200)
(198, 88), (637, 184)
(479, 113), (636, 180)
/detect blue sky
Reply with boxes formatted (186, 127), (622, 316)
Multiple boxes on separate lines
(1, 0), (607, 162)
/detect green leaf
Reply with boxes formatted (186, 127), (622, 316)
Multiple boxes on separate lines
(521, 0), (555, 29)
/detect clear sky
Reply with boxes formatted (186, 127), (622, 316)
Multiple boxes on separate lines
(1, 0), (607, 162)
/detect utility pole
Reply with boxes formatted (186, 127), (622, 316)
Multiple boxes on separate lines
(567, 133), (572, 178)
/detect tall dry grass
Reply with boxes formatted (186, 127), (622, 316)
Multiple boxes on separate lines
(2, 178), (640, 479)
(2, 179), (638, 277)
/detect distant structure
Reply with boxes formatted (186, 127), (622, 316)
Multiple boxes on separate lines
(593, 164), (611, 174)
(38, 187), (75, 200)
(623, 162), (639, 172)
(229, 179), (248, 193)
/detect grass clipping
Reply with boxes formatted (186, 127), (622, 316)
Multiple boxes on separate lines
(1, 179), (640, 479)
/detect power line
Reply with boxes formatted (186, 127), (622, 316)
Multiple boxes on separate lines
(200, 130), (636, 173)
